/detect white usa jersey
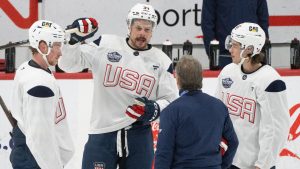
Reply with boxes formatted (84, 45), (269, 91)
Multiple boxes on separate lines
(216, 63), (289, 169)
(59, 34), (179, 134)
(11, 61), (75, 169)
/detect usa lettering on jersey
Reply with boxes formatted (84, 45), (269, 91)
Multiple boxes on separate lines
(103, 64), (156, 98)
(221, 92), (257, 123)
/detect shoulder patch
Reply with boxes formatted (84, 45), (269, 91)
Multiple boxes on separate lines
(265, 80), (286, 92)
(27, 85), (54, 98)
(222, 78), (233, 88)
(93, 36), (102, 46)
(107, 52), (122, 62)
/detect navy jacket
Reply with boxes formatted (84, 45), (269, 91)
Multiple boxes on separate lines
(155, 90), (238, 169)
(201, 0), (269, 56)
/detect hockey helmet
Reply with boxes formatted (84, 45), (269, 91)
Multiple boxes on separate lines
(127, 3), (157, 30)
(29, 20), (65, 56)
(225, 22), (266, 57)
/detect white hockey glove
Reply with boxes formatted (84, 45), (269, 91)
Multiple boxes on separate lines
(126, 97), (160, 122)
(66, 17), (98, 45)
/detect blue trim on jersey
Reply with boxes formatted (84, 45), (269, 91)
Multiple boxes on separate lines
(93, 36), (102, 46)
(29, 60), (51, 74)
(265, 80), (286, 92)
(167, 63), (173, 74)
(27, 86), (54, 98)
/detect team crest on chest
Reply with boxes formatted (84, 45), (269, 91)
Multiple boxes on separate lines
(107, 52), (122, 62)
(222, 78), (233, 88)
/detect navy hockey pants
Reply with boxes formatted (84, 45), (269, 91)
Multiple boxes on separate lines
(82, 123), (154, 169)
(10, 126), (40, 169)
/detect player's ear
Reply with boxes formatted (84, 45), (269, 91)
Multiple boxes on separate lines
(246, 45), (254, 54)
(38, 41), (49, 55)
(242, 45), (254, 58)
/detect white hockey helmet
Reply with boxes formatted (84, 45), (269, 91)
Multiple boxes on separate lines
(225, 22), (266, 57)
(29, 20), (65, 56)
(127, 3), (157, 31)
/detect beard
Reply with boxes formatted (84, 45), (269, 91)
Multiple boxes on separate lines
(130, 36), (148, 49)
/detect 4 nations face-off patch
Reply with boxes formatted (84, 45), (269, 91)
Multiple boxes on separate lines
(107, 52), (122, 62)
(222, 77), (233, 88)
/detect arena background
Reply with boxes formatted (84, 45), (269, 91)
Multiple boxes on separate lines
(0, 0), (300, 69)
(1, 0), (300, 168)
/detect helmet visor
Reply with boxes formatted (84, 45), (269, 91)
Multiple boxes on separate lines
(225, 35), (232, 50)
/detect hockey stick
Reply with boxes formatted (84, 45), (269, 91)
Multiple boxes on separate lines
(0, 28), (80, 50)
(0, 96), (17, 127)
(0, 40), (29, 50)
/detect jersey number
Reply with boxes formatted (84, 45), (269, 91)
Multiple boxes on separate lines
(55, 97), (66, 124)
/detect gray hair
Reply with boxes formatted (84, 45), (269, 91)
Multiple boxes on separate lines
(175, 55), (203, 90)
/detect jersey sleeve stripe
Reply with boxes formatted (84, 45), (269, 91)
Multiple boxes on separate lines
(27, 85), (54, 98)
(265, 80), (286, 92)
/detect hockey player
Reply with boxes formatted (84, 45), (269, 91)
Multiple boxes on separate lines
(201, 0), (269, 68)
(10, 20), (75, 169)
(59, 3), (178, 169)
(155, 55), (239, 169)
(216, 22), (290, 169)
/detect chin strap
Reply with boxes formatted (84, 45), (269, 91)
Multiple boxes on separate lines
(236, 49), (245, 65)
(41, 54), (51, 67)
(37, 47), (52, 67)
(238, 49), (251, 65)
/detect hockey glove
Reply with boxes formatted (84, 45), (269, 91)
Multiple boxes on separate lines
(66, 17), (98, 45)
(126, 97), (160, 122)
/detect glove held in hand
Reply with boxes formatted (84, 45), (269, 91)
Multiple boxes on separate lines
(67, 17), (98, 45)
(126, 97), (160, 122)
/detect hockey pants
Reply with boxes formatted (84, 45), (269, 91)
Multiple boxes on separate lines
(82, 123), (154, 169)
(9, 126), (40, 169)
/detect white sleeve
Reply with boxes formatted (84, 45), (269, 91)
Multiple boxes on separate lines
(24, 94), (64, 169)
(255, 80), (290, 168)
(156, 63), (179, 111)
(54, 97), (75, 166)
(59, 43), (97, 72)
